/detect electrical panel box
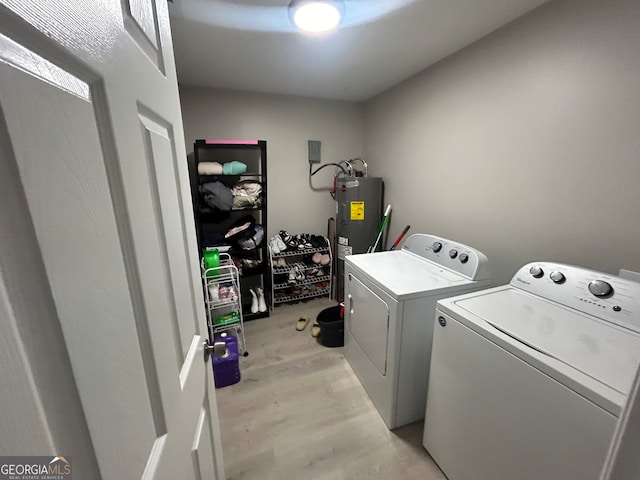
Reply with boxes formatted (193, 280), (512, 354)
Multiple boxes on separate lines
(308, 140), (321, 163)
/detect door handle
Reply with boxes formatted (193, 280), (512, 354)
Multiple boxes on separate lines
(204, 341), (214, 362)
(203, 340), (227, 362)
(348, 294), (353, 314)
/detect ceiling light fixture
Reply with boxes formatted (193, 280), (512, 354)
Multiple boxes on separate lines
(288, 0), (345, 33)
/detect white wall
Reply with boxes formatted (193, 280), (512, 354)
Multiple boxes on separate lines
(364, 0), (640, 284)
(179, 86), (365, 239)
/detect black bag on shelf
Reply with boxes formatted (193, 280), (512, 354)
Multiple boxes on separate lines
(237, 224), (264, 251)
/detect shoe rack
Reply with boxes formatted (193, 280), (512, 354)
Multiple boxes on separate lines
(269, 235), (332, 308)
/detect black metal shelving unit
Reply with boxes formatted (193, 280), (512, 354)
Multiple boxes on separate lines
(189, 139), (270, 321)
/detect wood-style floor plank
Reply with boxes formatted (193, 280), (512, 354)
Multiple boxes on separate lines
(215, 298), (446, 480)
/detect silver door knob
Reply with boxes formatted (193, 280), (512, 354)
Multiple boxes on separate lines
(204, 340), (227, 361)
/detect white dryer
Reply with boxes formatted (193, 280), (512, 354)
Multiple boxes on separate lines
(344, 233), (491, 429)
(423, 262), (640, 480)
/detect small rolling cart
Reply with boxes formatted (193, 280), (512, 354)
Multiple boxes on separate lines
(202, 252), (248, 357)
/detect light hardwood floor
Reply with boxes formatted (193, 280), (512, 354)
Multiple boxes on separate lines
(215, 297), (447, 480)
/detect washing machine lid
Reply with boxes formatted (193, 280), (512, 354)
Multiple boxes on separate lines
(452, 288), (640, 397)
(345, 250), (473, 299)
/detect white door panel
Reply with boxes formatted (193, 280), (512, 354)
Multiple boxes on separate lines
(191, 403), (216, 479)
(126, 0), (160, 49)
(138, 110), (200, 362)
(0, 1), (222, 478)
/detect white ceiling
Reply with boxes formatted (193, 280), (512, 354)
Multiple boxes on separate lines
(168, 0), (550, 102)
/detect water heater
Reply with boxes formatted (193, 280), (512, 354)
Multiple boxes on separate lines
(335, 176), (384, 300)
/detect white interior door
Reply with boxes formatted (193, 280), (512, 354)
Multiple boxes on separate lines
(0, 1), (223, 478)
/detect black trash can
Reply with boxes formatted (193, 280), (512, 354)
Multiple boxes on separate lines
(317, 305), (344, 347)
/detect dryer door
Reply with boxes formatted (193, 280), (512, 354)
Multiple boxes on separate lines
(347, 272), (390, 375)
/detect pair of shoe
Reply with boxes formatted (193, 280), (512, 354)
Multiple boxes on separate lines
(249, 287), (267, 313)
(269, 235), (287, 254)
(309, 235), (327, 249)
(279, 230), (300, 251)
(307, 267), (325, 278)
(290, 285), (308, 296)
(272, 257), (287, 268)
(294, 234), (312, 250)
(293, 316), (320, 337)
(288, 265), (305, 284)
(311, 252), (331, 265)
(280, 231), (314, 251)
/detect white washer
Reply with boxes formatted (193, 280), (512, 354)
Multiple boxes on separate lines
(423, 262), (640, 480)
(344, 233), (491, 429)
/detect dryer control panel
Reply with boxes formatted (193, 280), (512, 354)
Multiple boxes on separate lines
(512, 262), (640, 332)
(402, 234), (491, 281)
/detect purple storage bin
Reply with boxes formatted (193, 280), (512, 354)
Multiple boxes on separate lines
(211, 333), (241, 388)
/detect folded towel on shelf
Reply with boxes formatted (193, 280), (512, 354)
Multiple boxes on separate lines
(198, 162), (223, 175)
(222, 161), (247, 175)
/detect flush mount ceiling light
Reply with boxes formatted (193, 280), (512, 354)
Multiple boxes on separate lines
(288, 0), (345, 33)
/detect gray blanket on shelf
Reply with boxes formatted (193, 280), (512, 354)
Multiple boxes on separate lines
(199, 181), (233, 211)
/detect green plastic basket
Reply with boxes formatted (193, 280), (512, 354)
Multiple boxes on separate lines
(214, 311), (240, 327)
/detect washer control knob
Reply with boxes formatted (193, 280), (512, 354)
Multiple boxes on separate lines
(550, 271), (566, 284)
(529, 266), (544, 278)
(432, 242), (442, 253)
(449, 249), (458, 259)
(459, 253), (469, 264)
(589, 280), (614, 298)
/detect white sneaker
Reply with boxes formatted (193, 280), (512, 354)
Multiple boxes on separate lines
(269, 237), (281, 254)
(256, 287), (267, 312)
(249, 288), (259, 313)
(275, 234), (287, 252)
